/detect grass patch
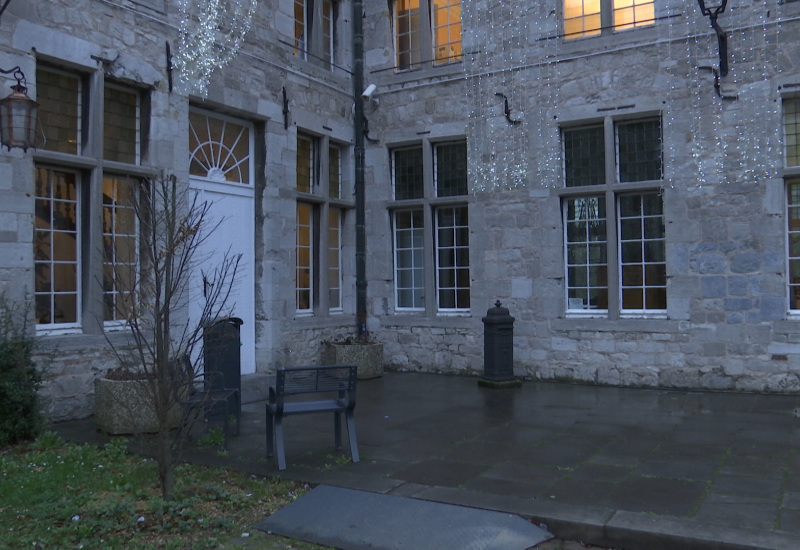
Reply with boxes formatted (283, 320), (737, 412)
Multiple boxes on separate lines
(0, 432), (326, 549)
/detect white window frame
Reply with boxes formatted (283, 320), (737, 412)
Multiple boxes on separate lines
(34, 166), (82, 333)
(102, 175), (140, 327)
(33, 64), (150, 334)
(390, 140), (470, 315)
(393, 208), (426, 311)
(559, 115), (666, 319)
(294, 132), (351, 316)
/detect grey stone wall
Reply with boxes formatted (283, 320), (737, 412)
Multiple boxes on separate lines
(360, 0), (800, 392)
(3, 0), (800, 422)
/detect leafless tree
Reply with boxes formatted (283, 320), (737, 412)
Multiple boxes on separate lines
(105, 173), (239, 499)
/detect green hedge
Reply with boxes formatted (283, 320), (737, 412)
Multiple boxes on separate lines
(0, 298), (42, 447)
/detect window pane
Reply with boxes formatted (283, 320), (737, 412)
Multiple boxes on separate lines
(394, 209), (425, 309)
(564, 125), (605, 186)
(786, 98), (800, 167)
(617, 118), (662, 183)
(294, 0), (306, 58)
(296, 203), (313, 312)
(322, 0), (335, 67)
(297, 134), (315, 193)
(432, 0), (461, 64)
(436, 206), (470, 310)
(329, 145), (342, 198)
(102, 176), (139, 322)
(619, 192), (666, 311)
(189, 111), (252, 184)
(34, 167), (80, 326)
(394, 147), (424, 199)
(435, 142), (468, 197)
(613, 0), (654, 31)
(788, 180), (800, 309)
(104, 85), (139, 164)
(395, 0), (421, 69)
(328, 208), (342, 310)
(565, 196), (608, 310)
(563, 0), (601, 39)
(37, 68), (81, 155)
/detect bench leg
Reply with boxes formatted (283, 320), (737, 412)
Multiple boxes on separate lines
(266, 407), (274, 457)
(334, 411), (342, 450)
(274, 417), (287, 470)
(345, 410), (359, 463)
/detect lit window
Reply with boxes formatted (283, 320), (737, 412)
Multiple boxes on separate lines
(564, 0), (601, 39)
(294, 133), (351, 314)
(34, 167), (80, 327)
(563, 0), (654, 39)
(35, 65), (146, 331)
(294, 0), (339, 70)
(394, 0), (461, 70)
(297, 134), (316, 193)
(102, 176), (138, 323)
(296, 202), (313, 313)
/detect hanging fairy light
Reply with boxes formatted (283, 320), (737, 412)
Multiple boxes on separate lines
(172, 0), (258, 96)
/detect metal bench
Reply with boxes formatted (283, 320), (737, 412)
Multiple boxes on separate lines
(266, 364), (359, 470)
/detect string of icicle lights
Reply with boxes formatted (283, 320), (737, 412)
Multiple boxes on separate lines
(173, 0), (258, 96)
(464, 1), (543, 193)
(463, 0), (788, 194)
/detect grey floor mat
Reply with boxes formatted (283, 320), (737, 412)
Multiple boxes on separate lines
(255, 485), (552, 550)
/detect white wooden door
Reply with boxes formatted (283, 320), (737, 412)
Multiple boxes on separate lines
(189, 179), (255, 375)
(187, 110), (256, 375)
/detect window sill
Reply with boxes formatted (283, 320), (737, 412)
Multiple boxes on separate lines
(552, 317), (679, 333)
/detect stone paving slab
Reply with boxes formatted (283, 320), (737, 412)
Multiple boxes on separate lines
(54, 372), (800, 550)
(255, 485), (553, 550)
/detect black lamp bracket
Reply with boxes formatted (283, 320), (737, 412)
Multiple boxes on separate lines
(0, 66), (26, 88)
(697, 0), (729, 77)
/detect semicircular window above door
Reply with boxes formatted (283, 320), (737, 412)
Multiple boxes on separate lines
(189, 110), (252, 184)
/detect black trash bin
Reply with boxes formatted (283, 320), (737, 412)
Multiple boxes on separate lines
(203, 317), (243, 419)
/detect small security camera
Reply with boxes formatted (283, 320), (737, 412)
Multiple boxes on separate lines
(361, 84), (377, 101)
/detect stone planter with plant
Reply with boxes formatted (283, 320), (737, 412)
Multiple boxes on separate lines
(324, 333), (384, 379)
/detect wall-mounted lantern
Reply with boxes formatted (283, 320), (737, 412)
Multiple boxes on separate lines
(0, 67), (39, 151)
(697, 0), (729, 77)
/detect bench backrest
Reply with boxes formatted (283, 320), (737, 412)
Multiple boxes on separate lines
(275, 364), (357, 396)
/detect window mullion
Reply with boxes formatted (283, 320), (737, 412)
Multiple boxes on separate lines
(422, 139), (436, 314)
(83, 71), (106, 333)
(421, 0), (434, 66)
(601, 0), (614, 32)
(603, 118), (620, 318)
(606, 188), (620, 318)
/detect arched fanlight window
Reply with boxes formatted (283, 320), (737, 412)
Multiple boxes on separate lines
(189, 110), (252, 184)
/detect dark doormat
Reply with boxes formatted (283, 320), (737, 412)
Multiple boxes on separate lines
(254, 485), (552, 550)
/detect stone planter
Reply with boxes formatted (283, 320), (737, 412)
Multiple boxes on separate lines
(94, 378), (181, 434)
(325, 342), (384, 379)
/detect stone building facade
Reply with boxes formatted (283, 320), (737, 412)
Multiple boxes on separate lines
(1, 0), (800, 420)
